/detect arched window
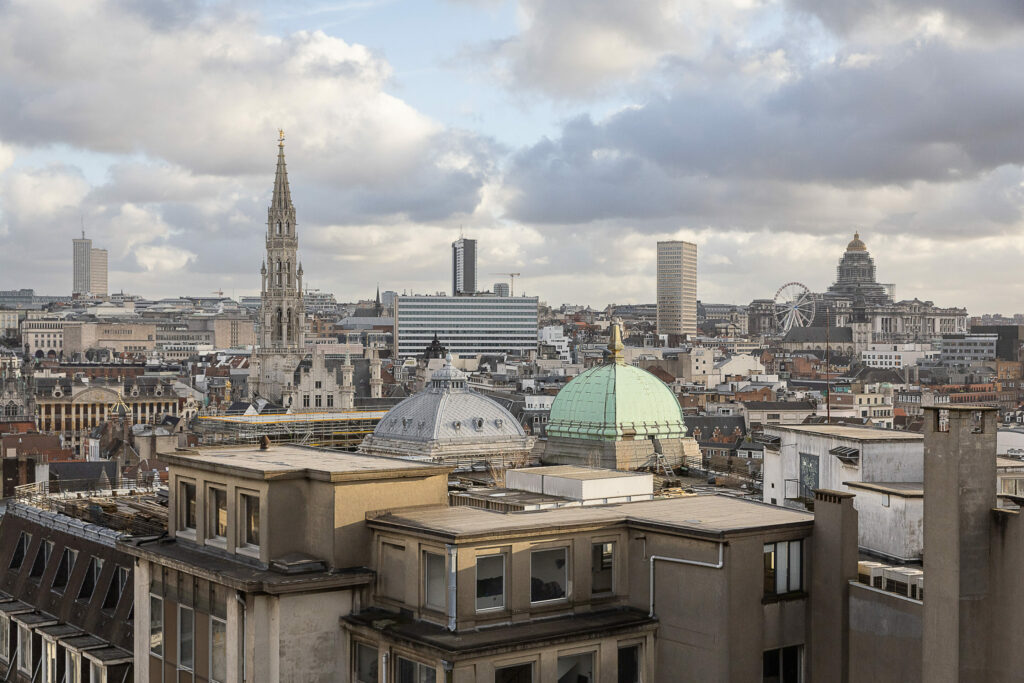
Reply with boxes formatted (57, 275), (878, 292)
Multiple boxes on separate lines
(4, 402), (17, 417)
(276, 221), (282, 235)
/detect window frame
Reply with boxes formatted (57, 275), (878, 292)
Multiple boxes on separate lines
(353, 641), (379, 683)
(9, 532), (29, 571)
(207, 485), (228, 543)
(530, 546), (570, 605)
(177, 604), (194, 672)
(210, 615), (227, 683)
(150, 595), (164, 657)
(395, 655), (437, 683)
(16, 623), (31, 674)
(51, 547), (78, 593)
(178, 479), (198, 536)
(422, 551), (446, 613)
(591, 541), (614, 595)
(763, 540), (803, 597)
(475, 553), (506, 612)
(238, 491), (261, 551)
(0, 614), (8, 663)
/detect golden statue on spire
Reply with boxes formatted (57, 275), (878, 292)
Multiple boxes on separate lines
(607, 319), (625, 364)
(278, 128), (285, 147)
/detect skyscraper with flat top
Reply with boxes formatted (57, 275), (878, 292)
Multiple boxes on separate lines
(452, 237), (477, 295)
(657, 240), (698, 337)
(73, 233), (91, 295)
(89, 247), (108, 296)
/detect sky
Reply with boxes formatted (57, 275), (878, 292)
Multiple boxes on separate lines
(1, 0), (1024, 313)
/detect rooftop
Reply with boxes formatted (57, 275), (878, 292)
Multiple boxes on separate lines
(163, 444), (450, 482)
(845, 481), (924, 498)
(768, 424), (922, 441)
(369, 494), (813, 542)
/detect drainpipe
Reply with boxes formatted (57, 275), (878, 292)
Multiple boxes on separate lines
(446, 544), (457, 631)
(382, 652), (389, 683)
(648, 543), (725, 618)
(235, 591), (247, 682)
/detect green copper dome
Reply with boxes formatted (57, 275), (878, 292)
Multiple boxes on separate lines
(546, 324), (687, 442)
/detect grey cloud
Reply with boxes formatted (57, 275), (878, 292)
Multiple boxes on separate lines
(787, 0), (1024, 37)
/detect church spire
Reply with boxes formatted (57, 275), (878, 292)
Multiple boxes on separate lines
(272, 129), (292, 211)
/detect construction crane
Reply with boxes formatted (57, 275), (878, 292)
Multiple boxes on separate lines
(491, 272), (521, 297)
(211, 289), (225, 297)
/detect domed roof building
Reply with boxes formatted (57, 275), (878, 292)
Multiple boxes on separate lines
(359, 357), (535, 467)
(541, 324), (698, 470)
(825, 231), (892, 306)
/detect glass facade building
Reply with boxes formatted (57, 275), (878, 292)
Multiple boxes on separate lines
(394, 294), (538, 358)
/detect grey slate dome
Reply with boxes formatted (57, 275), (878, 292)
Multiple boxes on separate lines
(359, 356), (535, 466)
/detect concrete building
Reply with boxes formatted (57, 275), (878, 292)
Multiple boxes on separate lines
(761, 424), (923, 560)
(452, 237), (477, 295)
(938, 333), (997, 364)
(493, 282), (510, 297)
(742, 400), (817, 429)
(655, 240), (697, 338)
(860, 343), (935, 369)
(62, 321), (157, 359)
(21, 319), (66, 359)
(393, 295), (539, 359)
(89, 248), (108, 297)
(72, 234), (92, 297)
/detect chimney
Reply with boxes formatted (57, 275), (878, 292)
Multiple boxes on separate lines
(921, 405), (997, 682)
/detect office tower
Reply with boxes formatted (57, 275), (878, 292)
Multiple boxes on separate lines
(72, 232), (92, 295)
(656, 240), (698, 337)
(493, 282), (510, 297)
(393, 294), (538, 358)
(452, 237), (477, 295)
(90, 248), (108, 296)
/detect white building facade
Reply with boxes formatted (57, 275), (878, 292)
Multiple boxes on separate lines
(394, 294), (539, 358)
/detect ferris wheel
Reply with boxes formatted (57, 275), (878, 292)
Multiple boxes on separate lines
(774, 282), (816, 333)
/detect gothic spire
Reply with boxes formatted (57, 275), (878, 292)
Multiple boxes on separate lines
(272, 129), (292, 211)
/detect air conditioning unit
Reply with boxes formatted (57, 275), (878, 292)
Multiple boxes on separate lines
(857, 561), (888, 588)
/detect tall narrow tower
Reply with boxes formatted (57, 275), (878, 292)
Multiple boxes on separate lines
(259, 130), (304, 350)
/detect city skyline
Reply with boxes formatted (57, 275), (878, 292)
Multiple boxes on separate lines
(2, 1), (1024, 312)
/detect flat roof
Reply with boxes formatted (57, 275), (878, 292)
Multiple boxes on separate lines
(768, 425), (922, 442)
(845, 481), (924, 498)
(163, 445), (451, 482)
(369, 494), (813, 541)
(512, 465), (651, 481)
(997, 457), (1024, 470)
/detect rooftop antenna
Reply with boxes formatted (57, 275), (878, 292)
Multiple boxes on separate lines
(80, 214), (85, 239)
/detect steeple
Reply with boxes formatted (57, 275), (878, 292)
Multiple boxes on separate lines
(272, 129), (293, 211)
(607, 321), (625, 364)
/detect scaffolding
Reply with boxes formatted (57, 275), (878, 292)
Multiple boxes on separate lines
(195, 410), (389, 451)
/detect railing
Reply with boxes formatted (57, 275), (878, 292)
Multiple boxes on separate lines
(12, 477), (166, 537)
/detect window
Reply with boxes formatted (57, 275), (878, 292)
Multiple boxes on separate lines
(103, 566), (129, 610)
(315, 394), (322, 408)
(150, 595), (164, 657)
(379, 543), (406, 601)
(476, 555), (505, 611)
(78, 557), (104, 601)
(531, 548), (568, 603)
(52, 548), (77, 592)
(764, 541), (803, 596)
(17, 624), (30, 674)
(178, 605), (194, 671)
(495, 664), (533, 683)
(43, 638), (57, 683)
(302, 394), (310, 408)
(0, 615), (8, 662)
(210, 617), (226, 683)
(179, 481), (197, 532)
(618, 645), (641, 683)
(327, 394), (334, 408)
(90, 661), (105, 683)
(396, 657), (436, 683)
(557, 653), (594, 683)
(31, 540), (53, 579)
(66, 651), (81, 683)
(208, 487), (227, 539)
(315, 381), (322, 389)
(763, 645), (802, 682)
(423, 552), (446, 612)
(9, 532), (29, 571)
(592, 543), (613, 594)
(355, 643), (379, 683)
(240, 493), (260, 547)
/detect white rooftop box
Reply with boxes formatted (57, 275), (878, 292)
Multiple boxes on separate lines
(506, 465), (654, 504)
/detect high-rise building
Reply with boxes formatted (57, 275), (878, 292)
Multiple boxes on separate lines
(72, 232), (92, 295)
(394, 294), (538, 358)
(451, 237), (477, 295)
(493, 282), (510, 297)
(89, 247), (108, 296)
(656, 240), (697, 337)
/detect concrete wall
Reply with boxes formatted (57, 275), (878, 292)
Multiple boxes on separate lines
(848, 583), (922, 683)
(851, 488), (923, 562)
